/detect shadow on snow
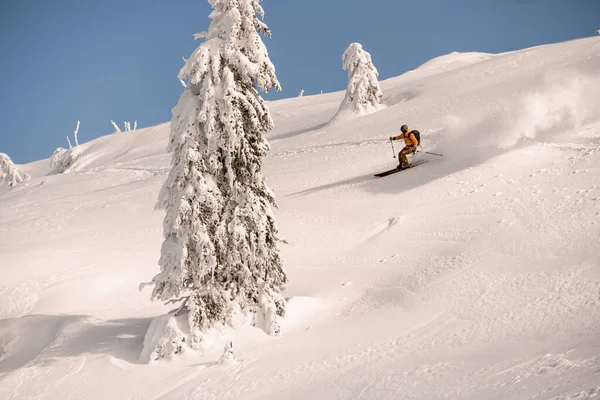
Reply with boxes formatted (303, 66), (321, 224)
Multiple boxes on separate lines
(0, 314), (153, 373)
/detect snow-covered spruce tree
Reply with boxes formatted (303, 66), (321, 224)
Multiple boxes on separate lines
(0, 153), (30, 188)
(146, 0), (286, 356)
(332, 43), (382, 120)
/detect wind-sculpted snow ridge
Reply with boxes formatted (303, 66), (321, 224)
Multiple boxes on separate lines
(414, 51), (493, 73)
(0, 37), (599, 400)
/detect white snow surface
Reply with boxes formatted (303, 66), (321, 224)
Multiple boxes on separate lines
(1, 37), (600, 399)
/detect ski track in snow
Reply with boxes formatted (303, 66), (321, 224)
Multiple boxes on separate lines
(1, 37), (600, 399)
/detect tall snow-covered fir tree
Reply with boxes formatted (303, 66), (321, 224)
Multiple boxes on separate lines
(0, 153), (29, 188)
(333, 43), (383, 120)
(148, 0), (287, 342)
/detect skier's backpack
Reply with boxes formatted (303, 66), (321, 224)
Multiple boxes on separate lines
(412, 130), (421, 147)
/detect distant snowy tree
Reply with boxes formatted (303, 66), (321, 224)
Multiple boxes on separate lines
(298, 89), (304, 97)
(332, 43), (382, 120)
(0, 153), (30, 188)
(50, 147), (81, 174)
(143, 0), (287, 360)
(597, 29), (600, 35)
(53, 121), (83, 173)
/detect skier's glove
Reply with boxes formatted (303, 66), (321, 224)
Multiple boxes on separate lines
(389, 137), (395, 141)
(412, 149), (417, 155)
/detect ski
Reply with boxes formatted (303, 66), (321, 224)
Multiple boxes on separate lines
(374, 160), (428, 178)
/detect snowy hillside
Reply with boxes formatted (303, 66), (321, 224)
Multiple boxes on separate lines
(1, 36), (600, 399)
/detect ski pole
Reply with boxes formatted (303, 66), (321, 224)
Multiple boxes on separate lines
(390, 139), (396, 158)
(417, 150), (443, 157)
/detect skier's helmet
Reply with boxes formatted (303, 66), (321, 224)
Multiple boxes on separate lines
(400, 124), (409, 133)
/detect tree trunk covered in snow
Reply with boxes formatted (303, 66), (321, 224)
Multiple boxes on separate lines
(149, 0), (287, 344)
(334, 43), (382, 119)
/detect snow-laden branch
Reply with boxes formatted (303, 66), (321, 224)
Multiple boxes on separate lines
(73, 120), (80, 146)
(111, 120), (121, 133)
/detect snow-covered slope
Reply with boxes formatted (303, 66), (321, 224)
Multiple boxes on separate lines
(1, 37), (600, 400)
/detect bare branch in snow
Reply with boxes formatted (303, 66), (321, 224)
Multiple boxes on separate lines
(73, 120), (80, 146)
(111, 120), (121, 134)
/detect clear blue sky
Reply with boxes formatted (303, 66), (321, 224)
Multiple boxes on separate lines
(1, 0), (598, 164)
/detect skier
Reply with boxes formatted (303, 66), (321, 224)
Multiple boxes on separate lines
(389, 124), (419, 169)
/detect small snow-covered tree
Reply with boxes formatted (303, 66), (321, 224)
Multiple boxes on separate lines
(143, 0), (286, 359)
(50, 147), (81, 174)
(53, 121), (83, 174)
(218, 340), (236, 365)
(333, 43), (382, 119)
(0, 153), (30, 188)
(298, 89), (304, 97)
